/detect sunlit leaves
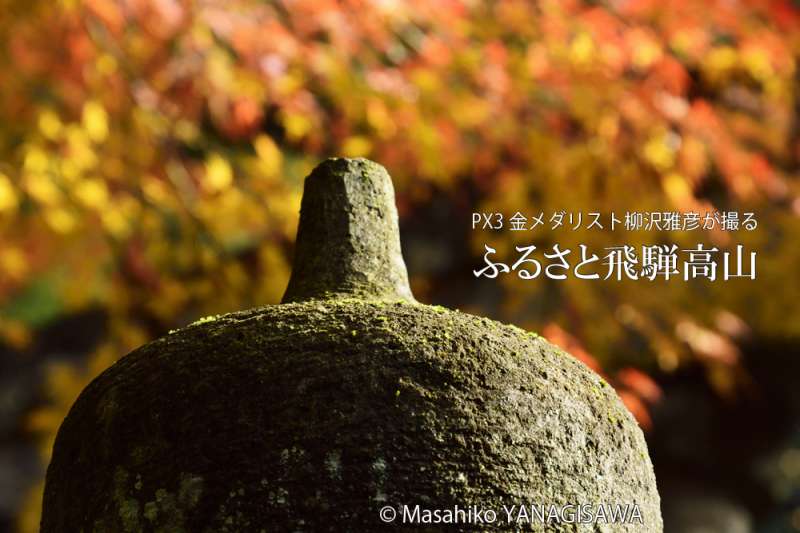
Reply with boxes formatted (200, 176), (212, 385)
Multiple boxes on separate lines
(81, 100), (108, 143)
(203, 153), (234, 193)
(0, 172), (18, 213)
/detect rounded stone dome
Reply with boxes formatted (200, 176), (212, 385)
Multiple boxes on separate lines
(42, 158), (662, 532)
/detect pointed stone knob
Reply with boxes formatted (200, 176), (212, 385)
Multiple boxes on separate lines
(281, 158), (416, 303)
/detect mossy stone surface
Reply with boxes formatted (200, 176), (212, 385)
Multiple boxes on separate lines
(42, 300), (661, 532)
(282, 157), (415, 304)
(42, 158), (662, 531)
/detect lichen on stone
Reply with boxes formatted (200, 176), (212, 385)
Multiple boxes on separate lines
(43, 299), (662, 532)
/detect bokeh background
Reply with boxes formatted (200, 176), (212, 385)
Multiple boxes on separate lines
(0, 0), (799, 531)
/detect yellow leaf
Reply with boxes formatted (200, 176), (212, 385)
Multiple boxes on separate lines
(453, 96), (490, 128)
(96, 53), (117, 75)
(59, 159), (81, 182)
(0, 247), (27, 279)
(570, 32), (594, 65)
(366, 99), (397, 138)
(66, 126), (98, 170)
(45, 208), (77, 234)
(643, 134), (676, 170)
(742, 48), (773, 81)
(0, 318), (31, 349)
(704, 46), (738, 77)
(597, 114), (619, 139)
(141, 175), (170, 204)
(341, 136), (372, 157)
(73, 178), (109, 209)
(23, 146), (49, 173)
(26, 407), (63, 433)
(25, 173), (62, 205)
(38, 110), (63, 141)
(411, 67), (441, 93)
(633, 40), (662, 69)
(207, 49), (234, 89)
(662, 172), (692, 203)
(101, 209), (130, 238)
(254, 135), (282, 177)
(669, 30), (693, 56)
(274, 72), (304, 96)
(204, 154), (234, 193)
(82, 100), (109, 143)
(0, 172), (18, 212)
(174, 120), (199, 143)
(282, 112), (312, 141)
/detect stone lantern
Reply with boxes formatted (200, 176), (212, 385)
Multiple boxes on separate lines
(42, 158), (661, 532)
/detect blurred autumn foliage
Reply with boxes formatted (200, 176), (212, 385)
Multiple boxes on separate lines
(1, 0), (799, 530)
